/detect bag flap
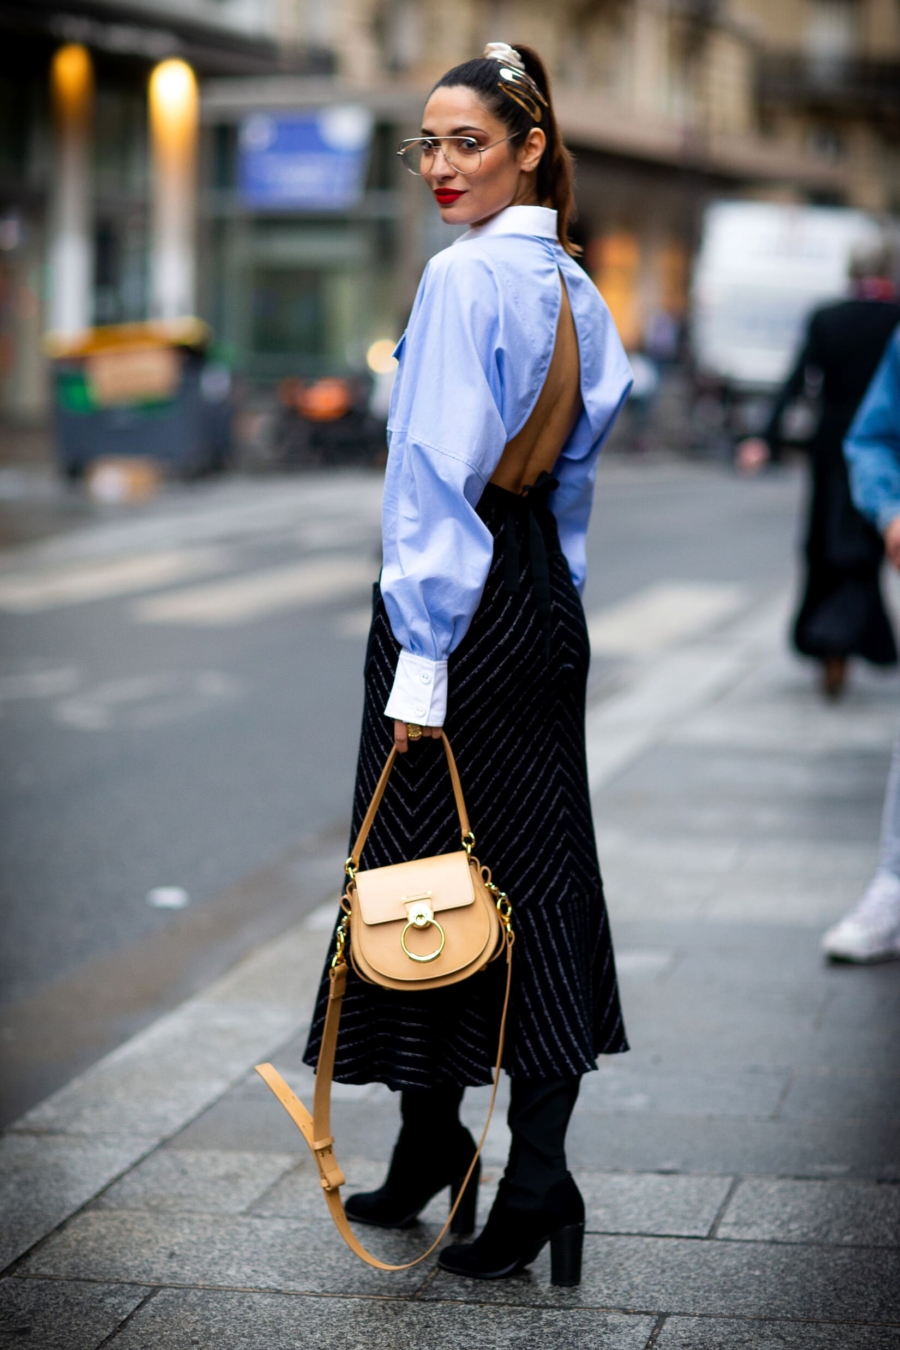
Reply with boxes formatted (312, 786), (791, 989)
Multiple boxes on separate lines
(355, 851), (475, 926)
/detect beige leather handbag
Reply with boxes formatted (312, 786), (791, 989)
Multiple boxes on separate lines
(256, 732), (514, 1270)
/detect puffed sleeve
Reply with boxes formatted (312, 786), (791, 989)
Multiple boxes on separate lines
(381, 250), (510, 726)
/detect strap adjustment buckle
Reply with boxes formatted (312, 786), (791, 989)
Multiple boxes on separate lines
(313, 1137), (346, 1191)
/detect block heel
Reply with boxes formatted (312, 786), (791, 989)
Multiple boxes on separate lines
(439, 1175), (586, 1283)
(449, 1156), (481, 1235)
(549, 1221), (584, 1287)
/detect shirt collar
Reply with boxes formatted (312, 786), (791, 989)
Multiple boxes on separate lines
(456, 205), (558, 245)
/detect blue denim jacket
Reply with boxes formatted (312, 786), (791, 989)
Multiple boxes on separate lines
(845, 325), (900, 532)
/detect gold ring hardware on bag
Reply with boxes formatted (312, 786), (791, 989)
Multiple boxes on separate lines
(255, 732), (514, 1273)
(400, 917), (446, 962)
(400, 893), (445, 963)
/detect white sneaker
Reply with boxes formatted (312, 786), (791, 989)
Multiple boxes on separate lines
(822, 870), (900, 962)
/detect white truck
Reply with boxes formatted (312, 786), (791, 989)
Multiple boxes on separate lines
(689, 201), (890, 441)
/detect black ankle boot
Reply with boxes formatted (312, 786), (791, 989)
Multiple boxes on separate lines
(438, 1173), (585, 1286)
(345, 1123), (480, 1234)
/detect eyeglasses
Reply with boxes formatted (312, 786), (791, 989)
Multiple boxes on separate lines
(397, 134), (517, 177)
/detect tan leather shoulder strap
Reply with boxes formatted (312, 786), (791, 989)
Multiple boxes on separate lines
(255, 926), (513, 1271)
(349, 732), (470, 870)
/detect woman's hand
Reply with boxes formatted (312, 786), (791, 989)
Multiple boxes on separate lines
(394, 720), (443, 754)
(736, 438), (771, 474)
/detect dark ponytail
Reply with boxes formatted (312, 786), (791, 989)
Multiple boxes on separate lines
(431, 45), (580, 257)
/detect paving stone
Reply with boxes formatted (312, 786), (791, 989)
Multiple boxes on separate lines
(0, 1277), (146, 1350)
(579, 1172), (732, 1237)
(717, 1178), (900, 1246)
(245, 1154), (501, 1239)
(613, 948), (679, 977)
(96, 1149), (296, 1215)
(14, 1001), (301, 1141)
(107, 1288), (656, 1349)
(596, 831), (741, 874)
(778, 1072), (900, 1124)
(704, 883), (867, 925)
(565, 1109), (900, 1178)
(423, 1232), (900, 1320)
(577, 1066), (789, 1118)
(0, 1134), (138, 1272)
(817, 979), (900, 1034)
(173, 1069), (514, 1173)
(629, 1022), (900, 1076)
(353, 1169), (734, 1241)
(167, 1091), (322, 1154)
(624, 973), (827, 1027)
(609, 920), (818, 967)
(250, 1162), (731, 1241)
(250, 1157), (380, 1220)
(169, 1091), (401, 1158)
(19, 1210), (427, 1296)
(655, 1316), (900, 1348)
(734, 838), (878, 880)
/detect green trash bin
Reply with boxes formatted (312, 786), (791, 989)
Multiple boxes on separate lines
(45, 318), (232, 478)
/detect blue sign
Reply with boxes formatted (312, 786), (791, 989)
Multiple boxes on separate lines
(238, 107), (373, 211)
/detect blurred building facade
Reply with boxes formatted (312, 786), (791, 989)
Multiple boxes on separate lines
(0, 0), (323, 422)
(202, 0), (900, 380)
(1, 0), (898, 423)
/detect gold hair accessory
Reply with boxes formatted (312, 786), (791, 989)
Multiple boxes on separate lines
(496, 66), (548, 123)
(482, 44), (548, 124)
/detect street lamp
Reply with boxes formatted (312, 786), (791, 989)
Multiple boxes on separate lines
(148, 58), (198, 320)
(48, 44), (94, 335)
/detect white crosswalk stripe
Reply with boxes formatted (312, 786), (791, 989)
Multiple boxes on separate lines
(586, 582), (747, 658)
(132, 556), (376, 626)
(0, 548), (230, 614)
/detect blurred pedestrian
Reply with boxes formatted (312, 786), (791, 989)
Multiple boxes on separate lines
(738, 242), (900, 698)
(302, 42), (632, 1283)
(824, 324), (900, 961)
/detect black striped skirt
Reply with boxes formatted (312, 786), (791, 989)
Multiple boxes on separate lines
(303, 481), (628, 1087)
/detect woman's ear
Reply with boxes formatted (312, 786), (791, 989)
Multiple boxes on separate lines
(519, 127), (546, 174)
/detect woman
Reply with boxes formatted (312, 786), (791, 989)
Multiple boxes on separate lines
(738, 244), (900, 697)
(303, 41), (632, 1284)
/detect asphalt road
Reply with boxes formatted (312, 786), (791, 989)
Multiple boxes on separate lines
(0, 458), (805, 1122)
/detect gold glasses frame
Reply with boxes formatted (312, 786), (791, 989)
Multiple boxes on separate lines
(397, 134), (518, 176)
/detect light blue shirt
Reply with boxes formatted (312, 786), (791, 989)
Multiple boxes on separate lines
(381, 205), (633, 726)
(844, 325), (900, 532)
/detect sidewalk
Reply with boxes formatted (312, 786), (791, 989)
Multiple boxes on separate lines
(3, 587), (900, 1348)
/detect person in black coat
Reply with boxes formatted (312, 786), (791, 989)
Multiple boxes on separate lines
(739, 243), (900, 697)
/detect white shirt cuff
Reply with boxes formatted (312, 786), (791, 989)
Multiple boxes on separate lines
(384, 651), (448, 726)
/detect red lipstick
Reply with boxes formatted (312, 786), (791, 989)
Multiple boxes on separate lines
(434, 189), (465, 205)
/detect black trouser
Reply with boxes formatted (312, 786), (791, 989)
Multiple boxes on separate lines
(399, 1076), (581, 1209)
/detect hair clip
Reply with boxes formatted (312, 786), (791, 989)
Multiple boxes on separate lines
(495, 65), (548, 123)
